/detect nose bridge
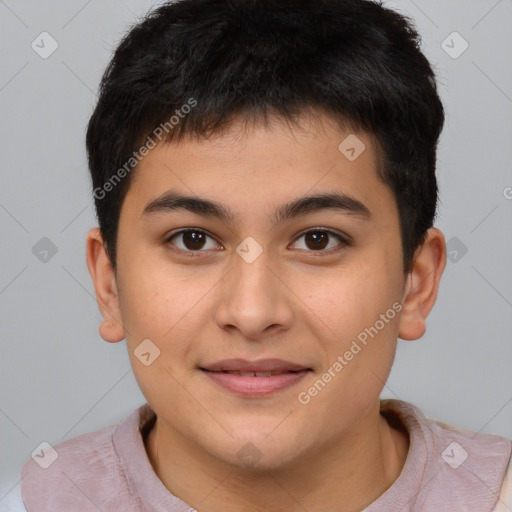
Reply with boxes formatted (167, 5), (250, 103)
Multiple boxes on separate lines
(230, 237), (275, 302)
(215, 236), (292, 337)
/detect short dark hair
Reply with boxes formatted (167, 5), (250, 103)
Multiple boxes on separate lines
(86, 0), (445, 274)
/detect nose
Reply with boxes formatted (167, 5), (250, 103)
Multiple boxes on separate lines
(214, 243), (294, 341)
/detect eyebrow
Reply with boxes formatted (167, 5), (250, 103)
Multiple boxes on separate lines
(141, 190), (371, 226)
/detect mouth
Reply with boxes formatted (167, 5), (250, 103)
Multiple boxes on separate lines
(202, 369), (307, 377)
(199, 359), (313, 396)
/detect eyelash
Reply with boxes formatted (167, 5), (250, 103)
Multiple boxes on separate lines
(164, 228), (350, 258)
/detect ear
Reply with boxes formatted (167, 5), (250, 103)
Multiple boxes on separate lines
(398, 228), (447, 341)
(86, 227), (125, 343)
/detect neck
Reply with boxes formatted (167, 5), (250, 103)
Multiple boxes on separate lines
(144, 401), (409, 512)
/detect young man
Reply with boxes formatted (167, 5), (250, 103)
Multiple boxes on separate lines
(16, 0), (512, 510)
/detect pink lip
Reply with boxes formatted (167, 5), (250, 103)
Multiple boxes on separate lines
(199, 359), (312, 397)
(201, 358), (310, 373)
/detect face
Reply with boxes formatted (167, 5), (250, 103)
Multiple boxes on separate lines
(112, 113), (408, 469)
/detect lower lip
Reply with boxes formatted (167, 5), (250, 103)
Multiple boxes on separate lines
(201, 369), (311, 397)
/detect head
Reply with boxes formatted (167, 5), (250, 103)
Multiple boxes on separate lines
(86, 0), (446, 470)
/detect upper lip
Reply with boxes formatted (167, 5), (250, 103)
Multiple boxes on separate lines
(200, 358), (311, 372)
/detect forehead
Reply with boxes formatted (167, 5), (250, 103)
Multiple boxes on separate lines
(122, 112), (396, 228)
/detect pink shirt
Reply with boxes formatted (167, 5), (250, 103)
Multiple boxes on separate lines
(19, 399), (512, 511)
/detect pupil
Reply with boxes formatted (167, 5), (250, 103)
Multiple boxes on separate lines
(306, 232), (328, 250)
(184, 231), (205, 250)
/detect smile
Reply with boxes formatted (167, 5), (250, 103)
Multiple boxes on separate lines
(200, 368), (312, 396)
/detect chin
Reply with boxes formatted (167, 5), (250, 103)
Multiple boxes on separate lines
(211, 426), (308, 470)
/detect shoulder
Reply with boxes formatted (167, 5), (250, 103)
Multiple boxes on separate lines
(21, 422), (119, 511)
(493, 456), (512, 512)
(381, 399), (512, 510)
(20, 405), (149, 512)
(383, 400), (512, 465)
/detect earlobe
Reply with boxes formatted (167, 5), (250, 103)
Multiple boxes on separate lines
(86, 228), (125, 343)
(99, 319), (125, 343)
(398, 228), (447, 341)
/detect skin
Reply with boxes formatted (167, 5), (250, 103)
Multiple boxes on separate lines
(86, 111), (446, 512)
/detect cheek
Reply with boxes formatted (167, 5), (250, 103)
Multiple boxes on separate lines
(118, 263), (200, 409)
(119, 278), (171, 340)
(118, 255), (193, 337)
(117, 257), (224, 373)
(307, 262), (393, 334)
(309, 260), (402, 384)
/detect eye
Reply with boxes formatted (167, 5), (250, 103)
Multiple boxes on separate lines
(165, 229), (221, 255)
(165, 228), (350, 257)
(291, 229), (349, 253)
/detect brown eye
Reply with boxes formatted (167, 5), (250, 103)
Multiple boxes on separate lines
(181, 231), (207, 250)
(292, 229), (349, 252)
(304, 231), (329, 250)
(166, 229), (221, 254)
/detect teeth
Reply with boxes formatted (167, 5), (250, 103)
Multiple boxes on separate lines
(255, 371), (272, 377)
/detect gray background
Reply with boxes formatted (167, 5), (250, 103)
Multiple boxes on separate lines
(1, 0), (511, 504)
